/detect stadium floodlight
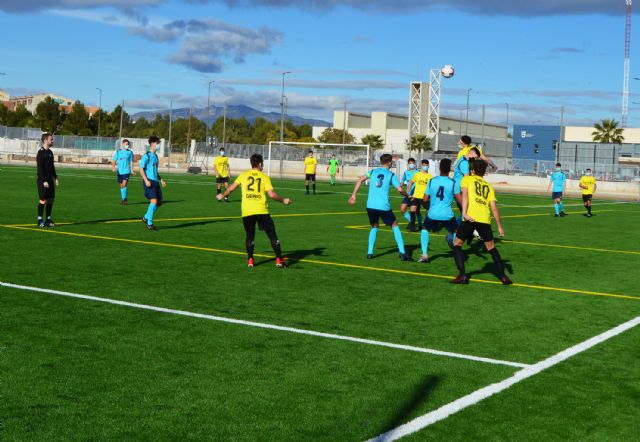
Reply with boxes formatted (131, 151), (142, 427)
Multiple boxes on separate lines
(280, 71), (291, 143)
(96, 87), (102, 137)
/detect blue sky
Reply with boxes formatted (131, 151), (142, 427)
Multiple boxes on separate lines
(0, 0), (637, 127)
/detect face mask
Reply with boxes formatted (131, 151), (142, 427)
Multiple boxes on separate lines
(586, 171), (592, 176)
(422, 165), (429, 171)
(408, 163), (416, 170)
(555, 167), (561, 171)
(220, 151), (225, 155)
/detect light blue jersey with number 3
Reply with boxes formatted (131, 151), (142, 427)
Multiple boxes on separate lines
(366, 167), (400, 211)
(427, 176), (456, 220)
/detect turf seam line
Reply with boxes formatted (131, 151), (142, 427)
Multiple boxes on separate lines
(0, 281), (528, 368)
(367, 314), (640, 442)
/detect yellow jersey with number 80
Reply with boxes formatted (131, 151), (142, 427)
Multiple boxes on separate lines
(235, 170), (274, 217)
(461, 175), (496, 224)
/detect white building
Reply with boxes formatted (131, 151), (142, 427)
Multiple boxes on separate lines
(9, 92), (75, 113)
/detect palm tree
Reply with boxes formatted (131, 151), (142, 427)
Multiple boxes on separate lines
(409, 134), (432, 155)
(360, 134), (384, 150)
(592, 119), (624, 144)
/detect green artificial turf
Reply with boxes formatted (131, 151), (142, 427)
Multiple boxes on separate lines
(0, 165), (639, 440)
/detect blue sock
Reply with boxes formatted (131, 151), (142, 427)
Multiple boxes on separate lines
(559, 202), (564, 212)
(368, 228), (378, 255)
(123, 187), (128, 200)
(554, 203), (559, 215)
(421, 229), (429, 255)
(392, 225), (406, 254)
(403, 211), (411, 223)
(145, 203), (157, 225)
(417, 213), (423, 225)
(120, 188), (126, 201)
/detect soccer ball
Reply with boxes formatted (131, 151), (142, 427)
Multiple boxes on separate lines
(441, 65), (455, 78)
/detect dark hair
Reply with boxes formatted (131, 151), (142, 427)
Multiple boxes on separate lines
(586, 168), (592, 172)
(460, 135), (472, 145)
(308, 150), (313, 154)
(407, 157), (416, 163)
(556, 162), (561, 167)
(41, 132), (52, 143)
(421, 159), (429, 165)
(122, 139), (130, 146)
(380, 153), (393, 165)
(220, 147), (225, 151)
(439, 158), (451, 175)
(250, 154), (264, 168)
(148, 135), (160, 145)
(469, 147), (481, 157)
(471, 158), (488, 177)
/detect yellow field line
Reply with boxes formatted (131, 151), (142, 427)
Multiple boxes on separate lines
(500, 210), (613, 219)
(344, 225), (640, 256)
(1, 224), (638, 302)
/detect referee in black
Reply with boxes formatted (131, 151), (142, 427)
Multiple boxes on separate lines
(36, 132), (59, 227)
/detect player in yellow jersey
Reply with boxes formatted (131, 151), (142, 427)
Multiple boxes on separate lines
(451, 159), (512, 285)
(407, 159), (433, 231)
(303, 150), (318, 195)
(455, 135), (497, 172)
(579, 168), (597, 217)
(217, 154), (292, 268)
(214, 147), (231, 202)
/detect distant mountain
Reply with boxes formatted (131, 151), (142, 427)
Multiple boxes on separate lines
(131, 104), (331, 127)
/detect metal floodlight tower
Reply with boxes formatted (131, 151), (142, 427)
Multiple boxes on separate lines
(408, 81), (428, 150)
(427, 68), (443, 151)
(408, 67), (451, 153)
(622, 0), (632, 128)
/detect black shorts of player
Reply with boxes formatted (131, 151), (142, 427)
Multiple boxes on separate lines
(37, 179), (55, 200)
(456, 220), (494, 242)
(216, 176), (229, 184)
(423, 216), (457, 234)
(305, 173), (316, 181)
(582, 194), (593, 203)
(367, 208), (396, 227)
(422, 200), (431, 211)
(143, 180), (163, 205)
(552, 191), (563, 200)
(243, 214), (276, 235)
(117, 173), (131, 184)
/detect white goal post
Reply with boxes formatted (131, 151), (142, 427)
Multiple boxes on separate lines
(267, 141), (371, 181)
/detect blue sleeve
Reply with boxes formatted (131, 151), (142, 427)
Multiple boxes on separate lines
(139, 153), (148, 170)
(400, 172), (407, 184)
(461, 161), (469, 175)
(128, 151), (134, 162)
(391, 173), (400, 188)
(112, 151), (118, 161)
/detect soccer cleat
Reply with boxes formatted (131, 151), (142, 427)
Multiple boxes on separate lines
(554, 214), (559, 217)
(224, 197), (229, 202)
(418, 254), (429, 263)
(451, 274), (470, 284)
(587, 213), (593, 217)
(38, 221), (45, 228)
(247, 257), (255, 268)
(141, 217), (148, 224)
(45, 219), (56, 227)
(399, 253), (413, 262)
(146, 224), (158, 231)
(275, 257), (287, 268)
(367, 254), (374, 259)
(500, 275), (513, 285)
(560, 212), (567, 217)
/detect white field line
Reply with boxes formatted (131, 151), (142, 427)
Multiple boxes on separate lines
(367, 314), (640, 442)
(0, 281), (528, 369)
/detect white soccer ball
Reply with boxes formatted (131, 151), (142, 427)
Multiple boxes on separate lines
(441, 64), (455, 79)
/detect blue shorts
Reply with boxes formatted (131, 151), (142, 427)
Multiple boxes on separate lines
(117, 173), (131, 184)
(552, 192), (563, 200)
(367, 208), (396, 227)
(423, 216), (458, 233)
(143, 180), (163, 205)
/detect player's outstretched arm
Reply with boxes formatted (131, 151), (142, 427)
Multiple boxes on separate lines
(490, 201), (505, 237)
(218, 182), (239, 200)
(396, 185), (408, 198)
(130, 160), (136, 175)
(482, 154), (498, 172)
(267, 189), (292, 205)
(348, 175), (368, 204)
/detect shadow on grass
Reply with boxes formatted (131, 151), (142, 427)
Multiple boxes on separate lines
(377, 376), (442, 435)
(160, 219), (231, 230)
(125, 200), (185, 206)
(252, 246), (327, 267)
(467, 259), (514, 279)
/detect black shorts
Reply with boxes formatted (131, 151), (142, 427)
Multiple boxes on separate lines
(37, 179), (55, 200)
(582, 194), (593, 203)
(216, 176), (229, 184)
(367, 208), (396, 227)
(143, 180), (163, 205)
(423, 216), (458, 234)
(401, 197), (422, 208)
(551, 192), (563, 200)
(117, 173), (130, 184)
(243, 214), (276, 235)
(456, 221), (494, 242)
(305, 173), (316, 181)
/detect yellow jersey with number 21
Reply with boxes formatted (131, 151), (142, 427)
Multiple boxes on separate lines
(461, 174), (496, 224)
(234, 169), (274, 217)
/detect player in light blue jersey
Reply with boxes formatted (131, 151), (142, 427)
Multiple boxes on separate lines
(139, 135), (166, 231)
(418, 159), (462, 262)
(453, 146), (480, 211)
(112, 139), (136, 205)
(349, 154), (412, 261)
(399, 158), (418, 226)
(547, 162), (567, 217)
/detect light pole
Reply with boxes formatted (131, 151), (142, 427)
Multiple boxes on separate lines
(465, 88), (472, 133)
(504, 102), (509, 156)
(222, 100), (227, 146)
(280, 71), (291, 143)
(96, 87), (102, 137)
(206, 80), (215, 146)
(342, 101), (347, 145)
(168, 98), (173, 167)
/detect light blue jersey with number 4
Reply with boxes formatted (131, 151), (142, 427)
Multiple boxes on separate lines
(427, 176), (456, 220)
(366, 167), (400, 211)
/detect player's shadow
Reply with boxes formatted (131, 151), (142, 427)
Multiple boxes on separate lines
(467, 259), (515, 279)
(376, 376), (442, 435)
(161, 219), (231, 230)
(126, 200), (185, 205)
(253, 247), (327, 267)
(69, 217), (142, 226)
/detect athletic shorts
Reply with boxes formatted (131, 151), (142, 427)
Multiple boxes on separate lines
(457, 221), (494, 242)
(242, 214), (275, 234)
(402, 196), (422, 207)
(37, 179), (55, 200)
(552, 192), (563, 200)
(582, 194), (593, 203)
(305, 173), (316, 181)
(216, 176), (229, 184)
(143, 180), (163, 205)
(117, 173), (130, 184)
(423, 216), (458, 234)
(367, 208), (396, 227)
